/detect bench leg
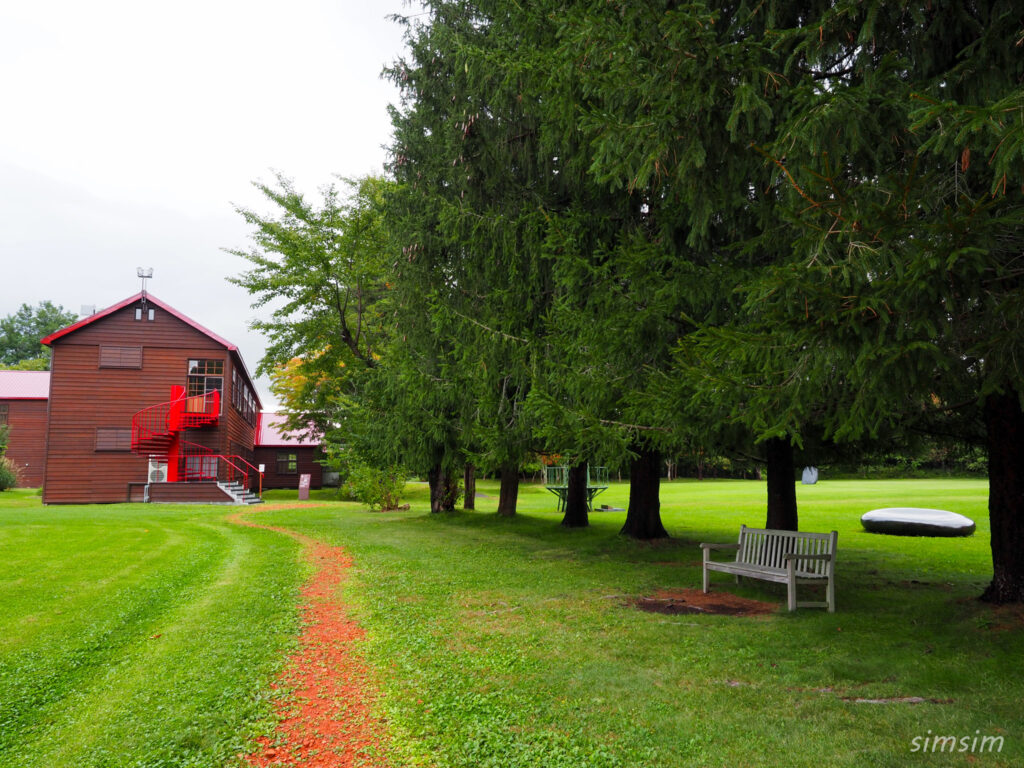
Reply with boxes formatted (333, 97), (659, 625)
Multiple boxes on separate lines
(702, 564), (710, 594)
(786, 562), (797, 611)
(827, 576), (835, 613)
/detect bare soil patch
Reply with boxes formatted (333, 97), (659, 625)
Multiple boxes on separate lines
(633, 588), (777, 616)
(229, 512), (390, 768)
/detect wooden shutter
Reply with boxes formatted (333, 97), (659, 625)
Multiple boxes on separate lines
(99, 346), (143, 369)
(95, 428), (132, 451)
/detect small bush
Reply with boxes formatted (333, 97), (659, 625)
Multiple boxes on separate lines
(344, 462), (406, 511)
(0, 457), (20, 491)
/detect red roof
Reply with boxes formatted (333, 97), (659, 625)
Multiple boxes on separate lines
(256, 412), (321, 447)
(0, 370), (50, 399)
(40, 292), (237, 349)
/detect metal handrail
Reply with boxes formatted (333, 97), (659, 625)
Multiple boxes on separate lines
(131, 390), (220, 450)
(176, 442), (263, 495)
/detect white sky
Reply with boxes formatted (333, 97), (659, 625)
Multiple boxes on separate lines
(0, 0), (412, 407)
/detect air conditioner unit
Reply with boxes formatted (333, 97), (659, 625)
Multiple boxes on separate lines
(148, 458), (168, 483)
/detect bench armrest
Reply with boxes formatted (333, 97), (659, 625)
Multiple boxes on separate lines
(783, 553), (833, 562)
(700, 543), (740, 551)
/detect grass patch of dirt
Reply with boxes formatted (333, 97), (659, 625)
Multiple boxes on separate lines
(632, 588), (777, 616)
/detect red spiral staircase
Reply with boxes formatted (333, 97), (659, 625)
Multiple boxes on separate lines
(131, 386), (262, 500)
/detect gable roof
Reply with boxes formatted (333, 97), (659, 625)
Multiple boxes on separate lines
(40, 292), (237, 349)
(256, 412), (321, 448)
(0, 370), (50, 399)
(39, 292), (262, 410)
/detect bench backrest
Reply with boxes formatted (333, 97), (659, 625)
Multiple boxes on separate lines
(736, 525), (837, 576)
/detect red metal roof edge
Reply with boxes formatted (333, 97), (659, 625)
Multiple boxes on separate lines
(40, 292), (239, 351)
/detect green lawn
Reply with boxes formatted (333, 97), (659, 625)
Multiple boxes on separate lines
(0, 489), (303, 768)
(262, 478), (1018, 768)
(2, 479), (1020, 767)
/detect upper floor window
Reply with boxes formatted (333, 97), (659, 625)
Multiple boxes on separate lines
(134, 306), (155, 321)
(0, 403), (7, 426)
(187, 359), (224, 401)
(230, 368), (258, 426)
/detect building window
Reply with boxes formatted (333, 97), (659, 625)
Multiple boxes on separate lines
(0, 403), (7, 426)
(96, 427), (132, 451)
(184, 455), (218, 479)
(134, 306), (155, 321)
(99, 345), (143, 369)
(187, 359), (224, 399)
(277, 451), (297, 475)
(230, 368), (257, 426)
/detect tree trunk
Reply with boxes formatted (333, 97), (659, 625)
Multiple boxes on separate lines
(561, 460), (589, 528)
(497, 463), (519, 517)
(441, 469), (460, 511)
(463, 464), (476, 510)
(982, 390), (1024, 603)
(428, 463), (444, 514)
(620, 447), (668, 539)
(428, 463), (460, 513)
(765, 436), (798, 531)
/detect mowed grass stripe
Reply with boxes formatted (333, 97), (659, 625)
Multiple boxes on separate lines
(0, 520), (193, 653)
(0, 516), (227, 756)
(0, 501), (303, 768)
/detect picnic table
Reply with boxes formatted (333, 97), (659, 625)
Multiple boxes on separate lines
(545, 465), (609, 512)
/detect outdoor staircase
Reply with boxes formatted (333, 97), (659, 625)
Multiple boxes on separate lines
(218, 481), (264, 505)
(131, 386), (220, 472)
(130, 386), (263, 502)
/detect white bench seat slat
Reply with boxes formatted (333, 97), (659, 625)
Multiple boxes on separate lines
(703, 561), (830, 583)
(700, 525), (838, 612)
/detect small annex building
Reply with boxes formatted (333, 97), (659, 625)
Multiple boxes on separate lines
(40, 291), (263, 504)
(0, 370), (50, 487)
(254, 412), (324, 490)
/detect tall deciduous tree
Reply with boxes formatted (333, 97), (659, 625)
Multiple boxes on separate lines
(228, 174), (394, 448)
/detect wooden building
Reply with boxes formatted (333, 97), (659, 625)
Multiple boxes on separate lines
(40, 292), (263, 504)
(0, 370), (50, 487)
(254, 412), (324, 490)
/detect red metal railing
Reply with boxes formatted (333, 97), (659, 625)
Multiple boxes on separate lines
(131, 389), (220, 453)
(178, 440), (263, 495)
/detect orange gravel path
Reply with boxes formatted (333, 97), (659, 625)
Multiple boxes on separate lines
(229, 507), (391, 768)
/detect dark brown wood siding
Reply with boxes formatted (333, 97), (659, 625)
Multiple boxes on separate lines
(254, 446), (323, 489)
(1, 399), (48, 487)
(147, 481), (233, 503)
(42, 301), (257, 504)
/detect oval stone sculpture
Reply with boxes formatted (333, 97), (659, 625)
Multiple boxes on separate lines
(861, 507), (976, 537)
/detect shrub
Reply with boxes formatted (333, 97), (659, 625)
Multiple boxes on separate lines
(0, 456), (19, 492)
(344, 462), (406, 511)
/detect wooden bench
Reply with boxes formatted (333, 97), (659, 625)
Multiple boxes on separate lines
(700, 525), (838, 612)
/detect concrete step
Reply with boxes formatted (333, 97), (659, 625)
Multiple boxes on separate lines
(217, 482), (264, 505)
